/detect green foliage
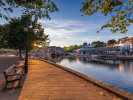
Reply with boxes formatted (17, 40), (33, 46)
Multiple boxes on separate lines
(0, 25), (7, 48)
(81, 0), (133, 34)
(92, 41), (106, 47)
(32, 17), (50, 50)
(83, 42), (88, 46)
(107, 39), (116, 46)
(0, 0), (58, 20)
(63, 45), (81, 52)
(0, 15), (50, 52)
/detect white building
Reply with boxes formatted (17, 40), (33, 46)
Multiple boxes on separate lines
(114, 37), (133, 54)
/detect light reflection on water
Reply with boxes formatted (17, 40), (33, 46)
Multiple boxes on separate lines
(54, 57), (133, 93)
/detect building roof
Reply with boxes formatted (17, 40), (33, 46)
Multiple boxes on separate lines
(117, 37), (133, 44)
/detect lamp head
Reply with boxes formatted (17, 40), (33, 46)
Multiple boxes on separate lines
(24, 25), (29, 32)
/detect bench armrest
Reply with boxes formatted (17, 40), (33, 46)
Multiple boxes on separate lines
(6, 74), (21, 77)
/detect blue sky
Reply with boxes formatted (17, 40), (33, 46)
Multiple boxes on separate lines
(1, 0), (133, 47)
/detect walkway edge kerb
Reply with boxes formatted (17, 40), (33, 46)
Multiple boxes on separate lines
(34, 57), (133, 100)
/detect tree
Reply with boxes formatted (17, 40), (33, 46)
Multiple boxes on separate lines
(63, 45), (80, 52)
(0, 15), (50, 58)
(83, 42), (88, 47)
(107, 39), (116, 46)
(0, 0), (58, 20)
(81, 0), (133, 34)
(32, 17), (50, 49)
(92, 41), (106, 47)
(0, 25), (7, 48)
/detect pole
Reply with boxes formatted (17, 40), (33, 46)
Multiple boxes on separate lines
(25, 31), (28, 73)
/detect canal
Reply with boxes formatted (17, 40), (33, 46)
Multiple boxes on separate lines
(54, 57), (133, 93)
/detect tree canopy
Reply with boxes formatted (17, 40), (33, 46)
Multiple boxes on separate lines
(0, 0), (58, 20)
(64, 45), (81, 52)
(0, 15), (50, 57)
(81, 0), (133, 34)
(83, 42), (88, 46)
(92, 41), (106, 47)
(107, 39), (116, 46)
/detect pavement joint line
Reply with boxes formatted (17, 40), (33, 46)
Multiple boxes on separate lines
(33, 57), (133, 100)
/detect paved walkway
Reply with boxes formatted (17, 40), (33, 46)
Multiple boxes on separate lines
(18, 59), (122, 100)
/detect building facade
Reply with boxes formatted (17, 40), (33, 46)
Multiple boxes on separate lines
(41, 46), (65, 54)
(114, 37), (133, 54)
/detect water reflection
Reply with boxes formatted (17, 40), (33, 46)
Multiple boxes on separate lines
(74, 57), (133, 74)
(67, 57), (77, 63)
(53, 57), (133, 75)
(119, 61), (133, 74)
(53, 57), (133, 93)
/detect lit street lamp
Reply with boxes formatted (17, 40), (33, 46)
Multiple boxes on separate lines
(34, 43), (37, 57)
(24, 25), (29, 73)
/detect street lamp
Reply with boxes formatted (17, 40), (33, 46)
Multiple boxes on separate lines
(34, 43), (37, 57)
(24, 25), (29, 73)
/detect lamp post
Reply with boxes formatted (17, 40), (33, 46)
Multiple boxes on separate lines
(24, 25), (29, 73)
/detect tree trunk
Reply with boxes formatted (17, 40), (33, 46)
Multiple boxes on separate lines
(19, 49), (22, 59)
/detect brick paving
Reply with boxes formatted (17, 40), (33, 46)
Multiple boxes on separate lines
(18, 59), (123, 100)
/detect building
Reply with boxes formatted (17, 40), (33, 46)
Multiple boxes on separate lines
(76, 37), (133, 55)
(72, 47), (81, 53)
(114, 37), (133, 54)
(76, 47), (119, 55)
(42, 46), (65, 54)
(32, 46), (65, 59)
(76, 44), (94, 54)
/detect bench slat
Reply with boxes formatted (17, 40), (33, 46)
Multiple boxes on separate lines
(15, 69), (23, 75)
(5, 64), (15, 74)
(10, 75), (21, 82)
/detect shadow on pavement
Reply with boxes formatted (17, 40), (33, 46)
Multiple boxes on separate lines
(0, 55), (27, 100)
(0, 73), (27, 100)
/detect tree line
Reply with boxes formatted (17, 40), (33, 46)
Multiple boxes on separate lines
(64, 39), (117, 52)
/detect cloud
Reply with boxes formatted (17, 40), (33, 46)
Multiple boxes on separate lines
(39, 19), (100, 47)
(38, 19), (133, 47)
(39, 19), (86, 28)
(50, 36), (101, 47)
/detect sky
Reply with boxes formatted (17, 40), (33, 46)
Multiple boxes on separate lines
(1, 0), (133, 47)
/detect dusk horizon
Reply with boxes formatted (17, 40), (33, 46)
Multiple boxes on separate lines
(1, 0), (133, 47)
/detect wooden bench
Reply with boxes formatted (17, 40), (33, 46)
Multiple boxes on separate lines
(3, 64), (24, 90)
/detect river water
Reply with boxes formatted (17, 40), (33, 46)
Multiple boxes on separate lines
(54, 57), (133, 93)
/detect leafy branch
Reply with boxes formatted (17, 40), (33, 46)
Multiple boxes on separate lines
(0, 0), (58, 20)
(81, 0), (133, 34)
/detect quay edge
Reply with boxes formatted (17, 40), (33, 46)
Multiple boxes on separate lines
(33, 57), (133, 100)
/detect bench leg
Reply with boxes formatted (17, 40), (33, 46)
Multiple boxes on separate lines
(18, 80), (21, 88)
(22, 69), (25, 75)
(3, 83), (8, 91)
